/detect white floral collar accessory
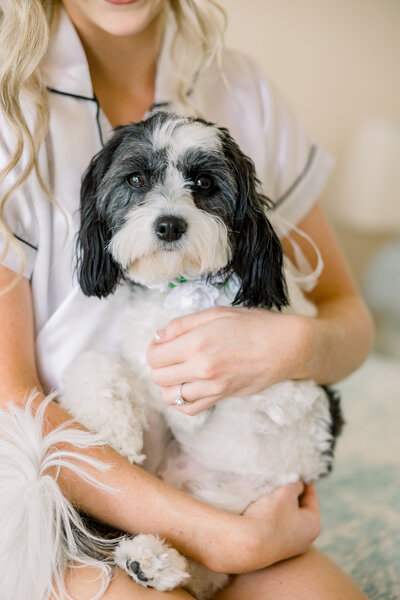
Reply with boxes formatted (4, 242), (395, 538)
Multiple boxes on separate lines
(153, 275), (241, 315)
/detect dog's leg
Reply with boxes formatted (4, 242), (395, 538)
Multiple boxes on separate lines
(114, 534), (229, 599)
(114, 534), (190, 592)
(61, 351), (147, 464)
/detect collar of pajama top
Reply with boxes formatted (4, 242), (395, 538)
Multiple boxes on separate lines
(43, 8), (177, 143)
(41, 7), (334, 226)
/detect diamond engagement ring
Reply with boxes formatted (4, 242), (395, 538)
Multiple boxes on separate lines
(175, 384), (188, 406)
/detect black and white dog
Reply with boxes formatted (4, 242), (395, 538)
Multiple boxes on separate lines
(59, 112), (343, 599)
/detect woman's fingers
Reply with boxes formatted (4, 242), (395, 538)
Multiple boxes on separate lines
(243, 481), (305, 518)
(299, 482), (319, 512)
(149, 362), (190, 387)
(161, 379), (227, 403)
(149, 342), (231, 389)
(160, 382), (222, 415)
(147, 308), (229, 368)
(172, 396), (219, 416)
(147, 334), (193, 369)
(272, 480), (306, 502)
(155, 307), (226, 343)
(296, 483), (321, 545)
(240, 480), (321, 565)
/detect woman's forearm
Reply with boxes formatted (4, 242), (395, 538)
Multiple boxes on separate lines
(296, 293), (374, 385)
(7, 389), (239, 571)
(0, 269), (322, 574)
(282, 204), (375, 386)
(0, 271), (292, 575)
(5, 388), (320, 574)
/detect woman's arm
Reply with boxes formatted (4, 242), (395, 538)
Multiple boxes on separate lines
(147, 203), (374, 415)
(0, 265), (320, 574)
(281, 203), (374, 383)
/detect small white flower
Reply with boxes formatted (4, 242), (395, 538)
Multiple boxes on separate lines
(164, 280), (219, 313)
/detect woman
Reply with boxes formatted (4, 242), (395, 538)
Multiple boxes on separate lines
(0, 0), (373, 598)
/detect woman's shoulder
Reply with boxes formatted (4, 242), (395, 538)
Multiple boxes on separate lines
(221, 48), (270, 91)
(195, 48), (275, 119)
(193, 49), (334, 225)
(192, 49), (277, 165)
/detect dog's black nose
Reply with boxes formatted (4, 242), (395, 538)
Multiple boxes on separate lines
(154, 215), (187, 242)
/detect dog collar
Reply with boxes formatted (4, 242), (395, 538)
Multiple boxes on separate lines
(168, 277), (188, 289)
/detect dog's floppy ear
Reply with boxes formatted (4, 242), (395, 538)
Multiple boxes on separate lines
(77, 144), (123, 298)
(219, 128), (288, 310)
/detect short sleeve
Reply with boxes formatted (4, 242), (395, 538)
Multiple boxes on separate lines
(0, 114), (39, 279)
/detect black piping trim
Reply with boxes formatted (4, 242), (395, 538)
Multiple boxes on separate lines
(47, 86), (173, 114)
(149, 101), (171, 112)
(47, 86), (104, 148)
(14, 234), (38, 251)
(274, 145), (317, 209)
(95, 98), (105, 147)
(47, 86), (96, 102)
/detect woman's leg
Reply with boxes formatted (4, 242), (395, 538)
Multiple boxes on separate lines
(51, 565), (194, 600)
(214, 547), (369, 600)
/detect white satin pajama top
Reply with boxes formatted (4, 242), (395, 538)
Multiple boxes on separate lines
(0, 8), (334, 392)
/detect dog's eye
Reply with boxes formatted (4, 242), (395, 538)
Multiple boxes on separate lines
(195, 175), (213, 191)
(127, 173), (146, 188)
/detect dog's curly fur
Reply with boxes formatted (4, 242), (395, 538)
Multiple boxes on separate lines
(60, 113), (343, 599)
(0, 112), (343, 600)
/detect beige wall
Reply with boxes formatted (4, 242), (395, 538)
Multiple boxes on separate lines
(218, 0), (400, 279)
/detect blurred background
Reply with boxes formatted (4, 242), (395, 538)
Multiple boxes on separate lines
(219, 0), (400, 358)
(218, 2), (400, 598)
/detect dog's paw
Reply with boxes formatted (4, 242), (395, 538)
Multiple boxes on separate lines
(114, 534), (190, 591)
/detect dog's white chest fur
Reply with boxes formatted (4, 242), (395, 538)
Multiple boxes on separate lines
(62, 263), (333, 516)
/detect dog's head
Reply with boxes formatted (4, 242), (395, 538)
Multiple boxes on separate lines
(77, 111), (288, 309)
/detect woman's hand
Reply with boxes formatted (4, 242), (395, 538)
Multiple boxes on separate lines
(208, 481), (321, 574)
(146, 205), (375, 416)
(146, 306), (312, 415)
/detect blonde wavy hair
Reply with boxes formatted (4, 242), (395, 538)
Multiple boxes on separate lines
(0, 0), (226, 292)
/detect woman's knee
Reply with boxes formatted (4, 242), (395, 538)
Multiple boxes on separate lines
(51, 565), (194, 600)
(214, 547), (368, 600)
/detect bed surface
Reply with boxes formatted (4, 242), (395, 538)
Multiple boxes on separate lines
(317, 352), (400, 599)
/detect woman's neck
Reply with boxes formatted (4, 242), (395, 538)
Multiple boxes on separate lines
(67, 9), (166, 126)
